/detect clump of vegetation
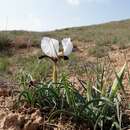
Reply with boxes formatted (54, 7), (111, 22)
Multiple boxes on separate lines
(0, 33), (14, 56)
(0, 57), (10, 72)
(16, 59), (128, 130)
(88, 45), (110, 58)
(16, 56), (52, 81)
(0, 34), (11, 50)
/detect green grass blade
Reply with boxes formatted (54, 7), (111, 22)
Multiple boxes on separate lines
(109, 63), (126, 100)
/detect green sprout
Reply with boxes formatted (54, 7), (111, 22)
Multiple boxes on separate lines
(39, 37), (73, 83)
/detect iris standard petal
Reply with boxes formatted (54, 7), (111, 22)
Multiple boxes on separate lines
(62, 38), (73, 56)
(41, 37), (59, 58)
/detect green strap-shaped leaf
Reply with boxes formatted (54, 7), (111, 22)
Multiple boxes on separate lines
(109, 63), (126, 100)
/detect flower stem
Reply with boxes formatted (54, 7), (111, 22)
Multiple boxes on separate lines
(53, 61), (57, 83)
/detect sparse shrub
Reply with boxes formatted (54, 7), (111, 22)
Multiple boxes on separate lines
(0, 57), (9, 72)
(0, 34), (14, 56)
(88, 45), (110, 58)
(112, 36), (119, 44)
(14, 36), (31, 49)
(31, 38), (40, 48)
(118, 38), (130, 49)
(0, 34), (12, 51)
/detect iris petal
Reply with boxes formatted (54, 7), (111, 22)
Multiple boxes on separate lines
(62, 38), (73, 56)
(41, 37), (59, 58)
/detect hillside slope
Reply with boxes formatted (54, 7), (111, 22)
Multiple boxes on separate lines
(1, 19), (130, 58)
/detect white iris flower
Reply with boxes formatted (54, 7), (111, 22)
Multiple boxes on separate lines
(40, 37), (73, 83)
(41, 37), (73, 59)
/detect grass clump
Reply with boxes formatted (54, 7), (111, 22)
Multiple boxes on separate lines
(16, 60), (128, 130)
(16, 55), (52, 81)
